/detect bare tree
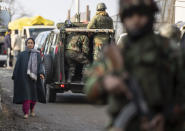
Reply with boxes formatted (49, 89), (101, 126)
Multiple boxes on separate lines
(5, 0), (32, 20)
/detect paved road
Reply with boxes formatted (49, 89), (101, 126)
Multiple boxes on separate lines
(0, 68), (109, 131)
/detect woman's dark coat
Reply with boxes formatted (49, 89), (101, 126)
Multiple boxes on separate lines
(12, 50), (45, 104)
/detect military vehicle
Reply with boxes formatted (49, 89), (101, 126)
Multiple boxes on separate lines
(41, 22), (115, 102)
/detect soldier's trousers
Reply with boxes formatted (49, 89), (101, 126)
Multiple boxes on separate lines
(65, 50), (89, 78)
(93, 34), (109, 61)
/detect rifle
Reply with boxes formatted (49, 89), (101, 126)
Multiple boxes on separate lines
(113, 77), (150, 131)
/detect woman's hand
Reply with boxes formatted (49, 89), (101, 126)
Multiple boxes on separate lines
(40, 74), (44, 79)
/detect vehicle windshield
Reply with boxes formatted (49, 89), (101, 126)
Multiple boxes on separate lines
(35, 32), (50, 49)
(29, 28), (54, 39)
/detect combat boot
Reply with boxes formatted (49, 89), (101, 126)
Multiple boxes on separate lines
(81, 64), (90, 83)
(67, 67), (75, 83)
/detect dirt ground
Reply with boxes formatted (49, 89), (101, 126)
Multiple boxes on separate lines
(0, 89), (53, 131)
(0, 68), (108, 131)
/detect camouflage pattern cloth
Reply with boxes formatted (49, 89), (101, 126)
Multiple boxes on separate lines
(65, 33), (90, 81)
(159, 24), (181, 47)
(66, 33), (89, 55)
(84, 32), (185, 131)
(65, 50), (89, 65)
(87, 11), (113, 61)
(65, 49), (89, 82)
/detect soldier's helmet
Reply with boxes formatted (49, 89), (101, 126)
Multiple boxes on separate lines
(159, 24), (181, 42)
(64, 20), (73, 28)
(96, 3), (107, 11)
(119, 0), (158, 21)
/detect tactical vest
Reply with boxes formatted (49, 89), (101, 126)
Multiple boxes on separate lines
(121, 33), (178, 108)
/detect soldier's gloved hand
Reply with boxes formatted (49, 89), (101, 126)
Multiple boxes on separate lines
(141, 114), (164, 131)
(103, 75), (132, 99)
(40, 74), (44, 79)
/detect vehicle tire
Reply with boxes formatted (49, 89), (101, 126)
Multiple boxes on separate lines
(43, 55), (53, 83)
(46, 84), (56, 103)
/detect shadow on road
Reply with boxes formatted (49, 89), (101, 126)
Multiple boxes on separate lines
(55, 92), (89, 104)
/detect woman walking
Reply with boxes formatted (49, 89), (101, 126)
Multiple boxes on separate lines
(12, 38), (45, 119)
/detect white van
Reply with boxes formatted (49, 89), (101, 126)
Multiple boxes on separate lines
(19, 26), (56, 51)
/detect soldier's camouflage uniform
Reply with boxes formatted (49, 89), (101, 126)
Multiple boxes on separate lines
(84, 33), (185, 131)
(87, 11), (113, 61)
(65, 33), (89, 81)
(159, 24), (181, 47)
(85, 0), (185, 130)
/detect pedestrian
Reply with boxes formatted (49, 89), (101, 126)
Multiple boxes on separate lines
(87, 3), (113, 61)
(84, 0), (185, 130)
(12, 38), (45, 119)
(11, 30), (21, 68)
(4, 29), (11, 68)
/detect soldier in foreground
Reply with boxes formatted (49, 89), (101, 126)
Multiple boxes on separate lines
(87, 3), (113, 61)
(85, 0), (185, 131)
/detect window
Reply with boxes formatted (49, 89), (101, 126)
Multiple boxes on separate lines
(29, 28), (54, 39)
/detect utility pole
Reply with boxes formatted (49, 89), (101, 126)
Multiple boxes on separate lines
(86, 5), (90, 22)
(67, 9), (71, 20)
(76, 0), (80, 22)
(160, 0), (176, 24)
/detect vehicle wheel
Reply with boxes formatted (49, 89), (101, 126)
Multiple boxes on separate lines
(43, 55), (53, 83)
(46, 84), (56, 103)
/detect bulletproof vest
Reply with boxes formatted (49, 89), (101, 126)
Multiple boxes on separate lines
(87, 13), (113, 30)
(121, 33), (176, 108)
(95, 15), (113, 29)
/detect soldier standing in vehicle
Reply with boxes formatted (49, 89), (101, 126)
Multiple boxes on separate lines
(87, 3), (113, 61)
(85, 0), (185, 131)
(65, 32), (90, 83)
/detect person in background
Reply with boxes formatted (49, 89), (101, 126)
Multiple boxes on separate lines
(4, 29), (11, 68)
(11, 30), (21, 68)
(12, 38), (45, 119)
(65, 33), (90, 82)
(87, 3), (113, 61)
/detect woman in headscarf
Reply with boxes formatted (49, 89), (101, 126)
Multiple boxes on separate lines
(12, 38), (45, 119)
